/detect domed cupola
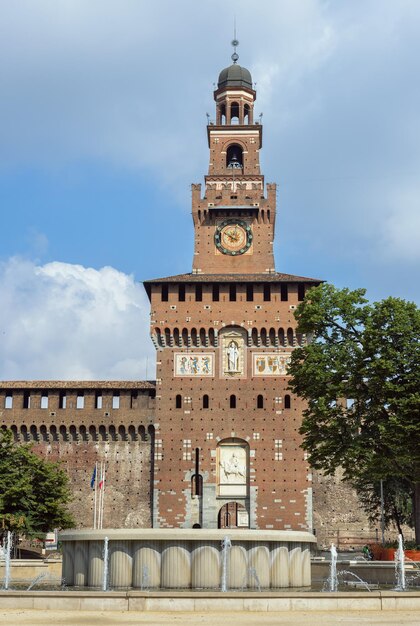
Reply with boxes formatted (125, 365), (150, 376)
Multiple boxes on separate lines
(217, 63), (253, 90)
(213, 40), (256, 126)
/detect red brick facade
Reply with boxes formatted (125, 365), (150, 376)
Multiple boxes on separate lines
(144, 60), (321, 530)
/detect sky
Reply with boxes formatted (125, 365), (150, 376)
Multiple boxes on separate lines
(0, 0), (419, 380)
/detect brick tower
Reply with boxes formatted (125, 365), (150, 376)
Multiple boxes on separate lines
(144, 46), (320, 530)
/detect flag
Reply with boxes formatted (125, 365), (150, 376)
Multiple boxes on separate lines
(99, 477), (105, 489)
(90, 465), (96, 489)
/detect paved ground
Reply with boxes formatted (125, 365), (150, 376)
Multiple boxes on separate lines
(1, 610), (420, 626)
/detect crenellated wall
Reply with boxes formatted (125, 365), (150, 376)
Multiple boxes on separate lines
(0, 382), (156, 529)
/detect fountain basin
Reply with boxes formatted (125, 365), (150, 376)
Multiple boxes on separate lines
(59, 529), (316, 589)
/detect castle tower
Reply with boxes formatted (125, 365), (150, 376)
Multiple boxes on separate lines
(144, 46), (321, 530)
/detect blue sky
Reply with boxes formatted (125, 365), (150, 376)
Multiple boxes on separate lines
(1, 0), (419, 379)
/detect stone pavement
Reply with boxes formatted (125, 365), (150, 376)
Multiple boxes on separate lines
(1, 610), (420, 625)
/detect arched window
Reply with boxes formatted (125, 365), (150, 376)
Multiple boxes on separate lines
(244, 103), (250, 124)
(173, 327), (180, 346)
(226, 144), (243, 169)
(284, 394), (291, 409)
(230, 101), (240, 123)
(220, 103), (226, 124)
(176, 394), (182, 409)
(203, 394), (209, 409)
(257, 394), (264, 409)
(230, 394), (236, 409)
(287, 327), (294, 346)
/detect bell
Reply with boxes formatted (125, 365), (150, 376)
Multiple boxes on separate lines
(228, 153), (242, 169)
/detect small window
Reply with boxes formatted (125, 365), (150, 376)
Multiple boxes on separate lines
(59, 391), (66, 409)
(195, 285), (202, 301)
(5, 393), (12, 409)
(230, 394), (236, 409)
(284, 395), (291, 409)
(95, 391), (103, 409)
(212, 284), (219, 301)
(176, 394), (182, 409)
(281, 284), (288, 301)
(178, 284), (185, 302)
(23, 391), (30, 409)
(246, 284), (254, 301)
(161, 284), (169, 301)
(203, 394), (209, 409)
(229, 284), (236, 301)
(263, 284), (271, 302)
(76, 392), (84, 409)
(112, 392), (120, 409)
(298, 284), (305, 301)
(40, 391), (48, 409)
(257, 394), (264, 409)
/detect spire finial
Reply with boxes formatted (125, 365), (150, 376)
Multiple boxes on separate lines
(231, 18), (239, 64)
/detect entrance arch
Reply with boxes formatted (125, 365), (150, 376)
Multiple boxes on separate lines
(218, 502), (248, 529)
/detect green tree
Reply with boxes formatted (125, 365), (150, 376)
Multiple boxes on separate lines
(0, 428), (75, 536)
(351, 475), (413, 538)
(288, 284), (420, 543)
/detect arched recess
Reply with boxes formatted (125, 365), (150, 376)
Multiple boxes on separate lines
(217, 438), (249, 499)
(191, 327), (198, 347)
(209, 328), (215, 347)
(226, 143), (243, 169)
(199, 327), (206, 346)
(251, 328), (259, 346)
(230, 101), (240, 124)
(218, 501), (248, 529)
(182, 328), (189, 347)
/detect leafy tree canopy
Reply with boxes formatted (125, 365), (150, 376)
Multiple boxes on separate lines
(288, 283), (420, 541)
(0, 428), (75, 536)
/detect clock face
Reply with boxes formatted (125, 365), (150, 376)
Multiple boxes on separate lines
(214, 219), (252, 255)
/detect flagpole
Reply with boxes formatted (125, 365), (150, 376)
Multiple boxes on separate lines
(98, 462), (103, 530)
(93, 461), (98, 529)
(101, 462), (106, 529)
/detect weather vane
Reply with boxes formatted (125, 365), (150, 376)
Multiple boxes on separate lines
(231, 17), (239, 64)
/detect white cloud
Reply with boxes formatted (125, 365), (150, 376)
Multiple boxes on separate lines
(0, 258), (154, 380)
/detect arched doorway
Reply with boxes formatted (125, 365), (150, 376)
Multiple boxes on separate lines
(218, 502), (248, 529)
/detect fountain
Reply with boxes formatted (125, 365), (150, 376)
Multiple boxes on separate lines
(329, 543), (338, 592)
(395, 534), (406, 591)
(102, 536), (109, 592)
(241, 566), (262, 592)
(60, 528), (315, 589)
(2, 531), (13, 591)
(220, 536), (231, 592)
(26, 573), (49, 591)
(323, 543), (373, 592)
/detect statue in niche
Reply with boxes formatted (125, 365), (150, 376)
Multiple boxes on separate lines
(227, 340), (239, 372)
